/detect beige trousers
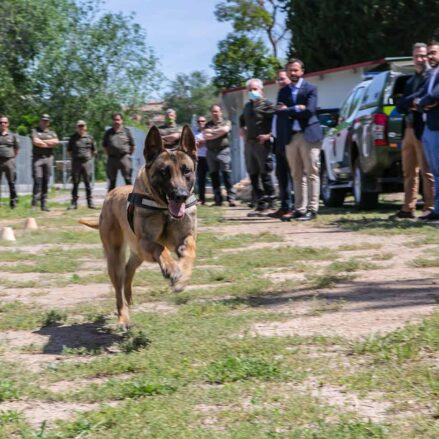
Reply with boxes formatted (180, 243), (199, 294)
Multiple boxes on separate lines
(285, 132), (321, 213)
(402, 127), (434, 212)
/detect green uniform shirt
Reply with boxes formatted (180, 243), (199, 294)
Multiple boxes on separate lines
(103, 127), (135, 157)
(205, 118), (231, 152)
(0, 131), (19, 159)
(31, 127), (58, 157)
(158, 123), (182, 148)
(67, 132), (96, 160)
(239, 99), (275, 140)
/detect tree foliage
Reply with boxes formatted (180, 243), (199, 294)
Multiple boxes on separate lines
(0, 0), (161, 142)
(163, 71), (217, 124)
(212, 34), (281, 89)
(215, 0), (288, 59)
(285, 0), (439, 72)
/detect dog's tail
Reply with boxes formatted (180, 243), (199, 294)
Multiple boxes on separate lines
(79, 218), (99, 229)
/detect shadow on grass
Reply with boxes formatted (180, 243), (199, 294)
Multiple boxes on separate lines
(217, 277), (439, 312)
(332, 216), (439, 232)
(34, 317), (122, 355)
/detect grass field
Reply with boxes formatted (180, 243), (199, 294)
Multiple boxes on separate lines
(0, 196), (438, 438)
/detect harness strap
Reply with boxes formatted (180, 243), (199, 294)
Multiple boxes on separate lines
(127, 192), (197, 232)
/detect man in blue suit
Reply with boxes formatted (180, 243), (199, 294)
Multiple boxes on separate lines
(416, 41), (439, 221)
(276, 59), (323, 221)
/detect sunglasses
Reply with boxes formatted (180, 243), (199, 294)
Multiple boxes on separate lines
(197, 120), (206, 123)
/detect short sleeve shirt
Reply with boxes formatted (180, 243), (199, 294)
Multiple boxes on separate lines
(158, 123), (182, 148)
(31, 127), (58, 157)
(205, 118), (231, 152)
(0, 131), (19, 159)
(103, 127), (135, 157)
(68, 132), (96, 160)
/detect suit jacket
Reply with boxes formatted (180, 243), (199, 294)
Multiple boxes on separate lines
(275, 80), (323, 148)
(396, 72), (427, 139)
(418, 68), (439, 131)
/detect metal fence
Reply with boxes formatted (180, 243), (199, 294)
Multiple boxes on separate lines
(0, 125), (244, 196)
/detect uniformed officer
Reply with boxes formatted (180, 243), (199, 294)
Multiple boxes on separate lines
(67, 120), (97, 209)
(31, 114), (59, 211)
(103, 112), (135, 192)
(0, 115), (19, 208)
(158, 108), (182, 148)
(204, 104), (237, 207)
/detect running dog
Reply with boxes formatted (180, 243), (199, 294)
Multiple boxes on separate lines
(80, 125), (197, 328)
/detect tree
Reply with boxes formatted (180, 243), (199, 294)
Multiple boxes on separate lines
(163, 71), (217, 124)
(285, 0), (439, 72)
(215, 0), (288, 59)
(212, 34), (280, 89)
(0, 0), (162, 142)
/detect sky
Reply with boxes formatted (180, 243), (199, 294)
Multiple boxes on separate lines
(102, 0), (232, 84)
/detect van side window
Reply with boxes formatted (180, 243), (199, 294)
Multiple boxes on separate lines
(339, 92), (355, 121)
(361, 72), (388, 107)
(347, 87), (366, 120)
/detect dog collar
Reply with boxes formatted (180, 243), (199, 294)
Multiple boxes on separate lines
(128, 192), (197, 211)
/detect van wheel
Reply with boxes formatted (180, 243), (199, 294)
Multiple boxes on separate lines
(353, 159), (378, 210)
(321, 161), (346, 207)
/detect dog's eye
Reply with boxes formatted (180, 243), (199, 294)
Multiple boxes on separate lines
(160, 167), (169, 176)
(182, 166), (191, 176)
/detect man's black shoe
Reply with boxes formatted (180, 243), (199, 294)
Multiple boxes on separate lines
(419, 211), (439, 221)
(41, 206), (50, 212)
(228, 200), (237, 207)
(296, 211), (317, 221)
(281, 210), (304, 222)
(68, 202), (78, 210)
(388, 210), (415, 220)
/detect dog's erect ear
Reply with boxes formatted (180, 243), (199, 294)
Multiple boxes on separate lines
(144, 126), (164, 166)
(178, 125), (197, 162)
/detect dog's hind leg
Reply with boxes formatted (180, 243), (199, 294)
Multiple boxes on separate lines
(174, 235), (196, 292)
(106, 244), (130, 328)
(124, 252), (142, 306)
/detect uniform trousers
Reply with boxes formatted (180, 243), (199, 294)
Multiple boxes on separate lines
(32, 156), (53, 206)
(207, 147), (236, 204)
(0, 157), (17, 204)
(107, 154), (132, 192)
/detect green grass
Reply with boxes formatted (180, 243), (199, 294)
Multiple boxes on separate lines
(0, 203), (437, 438)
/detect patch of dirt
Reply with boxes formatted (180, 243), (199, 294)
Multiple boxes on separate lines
(133, 301), (178, 314)
(212, 207), (439, 339)
(0, 283), (111, 307)
(0, 400), (118, 428)
(46, 373), (132, 393)
(301, 378), (392, 422)
(1, 351), (96, 373)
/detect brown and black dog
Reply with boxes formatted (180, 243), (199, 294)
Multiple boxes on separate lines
(80, 125), (197, 328)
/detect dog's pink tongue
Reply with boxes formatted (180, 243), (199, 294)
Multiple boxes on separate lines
(169, 200), (186, 218)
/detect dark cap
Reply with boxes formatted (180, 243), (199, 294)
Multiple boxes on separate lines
(40, 114), (50, 121)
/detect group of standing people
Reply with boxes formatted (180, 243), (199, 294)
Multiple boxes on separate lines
(239, 59), (323, 221)
(0, 112), (137, 211)
(392, 41), (439, 221)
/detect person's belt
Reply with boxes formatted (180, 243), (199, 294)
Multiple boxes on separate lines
(291, 130), (302, 135)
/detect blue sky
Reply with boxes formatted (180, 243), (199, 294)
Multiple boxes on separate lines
(103, 0), (232, 84)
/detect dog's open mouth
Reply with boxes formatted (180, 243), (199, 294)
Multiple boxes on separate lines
(168, 200), (186, 219)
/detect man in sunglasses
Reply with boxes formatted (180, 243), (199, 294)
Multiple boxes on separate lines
(0, 115), (19, 209)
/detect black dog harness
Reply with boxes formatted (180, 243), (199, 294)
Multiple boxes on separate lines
(127, 192), (197, 232)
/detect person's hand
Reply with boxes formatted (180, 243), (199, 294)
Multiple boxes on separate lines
(425, 102), (439, 111)
(257, 134), (271, 144)
(276, 102), (287, 110)
(296, 105), (306, 111)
